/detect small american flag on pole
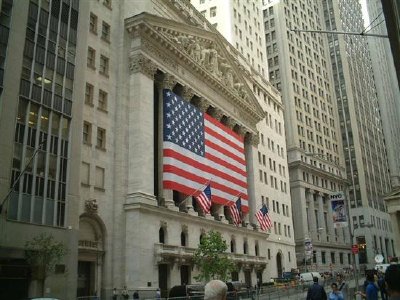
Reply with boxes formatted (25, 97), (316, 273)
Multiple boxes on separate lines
(195, 184), (212, 214)
(162, 90), (249, 212)
(229, 197), (242, 226)
(255, 205), (272, 231)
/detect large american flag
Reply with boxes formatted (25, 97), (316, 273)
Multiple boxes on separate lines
(229, 197), (242, 226)
(163, 90), (249, 212)
(255, 205), (272, 231)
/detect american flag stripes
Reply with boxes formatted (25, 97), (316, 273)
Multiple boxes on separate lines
(195, 184), (212, 214)
(229, 197), (242, 226)
(255, 205), (272, 231)
(162, 90), (249, 212)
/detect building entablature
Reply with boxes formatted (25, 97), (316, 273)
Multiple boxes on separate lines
(288, 160), (348, 184)
(125, 13), (265, 138)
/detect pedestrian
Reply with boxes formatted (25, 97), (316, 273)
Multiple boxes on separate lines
(133, 290), (139, 300)
(378, 273), (388, 300)
(337, 274), (348, 299)
(112, 287), (118, 300)
(204, 280), (228, 300)
(328, 283), (344, 300)
(356, 273), (379, 300)
(385, 264), (400, 300)
(306, 277), (327, 300)
(122, 286), (129, 299)
(156, 288), (161, 299)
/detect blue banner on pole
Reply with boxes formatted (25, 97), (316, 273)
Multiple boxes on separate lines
(330, 192), (348, 228)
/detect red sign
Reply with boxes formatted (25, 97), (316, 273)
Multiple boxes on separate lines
(352, 244), (359, 254)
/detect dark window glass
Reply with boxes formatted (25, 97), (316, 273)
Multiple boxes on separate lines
(51, 0), (60, 18)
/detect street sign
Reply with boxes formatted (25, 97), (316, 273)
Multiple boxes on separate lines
(352, 244), (359, 254)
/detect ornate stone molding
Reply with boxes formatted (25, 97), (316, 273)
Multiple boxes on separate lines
(129, 53), (158, 79)
(85, 199), (98, 214)
(160, 220), (168, 228)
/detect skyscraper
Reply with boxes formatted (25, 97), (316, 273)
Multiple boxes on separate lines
(262, 0), (351, 272)
(323, 0), (396, 266)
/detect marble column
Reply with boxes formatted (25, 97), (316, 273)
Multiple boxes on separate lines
(157, 73), (178, 210)
(126, 53), (158, 205)
(317, 192), (326, 241)
(245, 132), (259, 228)
(307, 190), (317, 239)
(291, 185), (308, 242)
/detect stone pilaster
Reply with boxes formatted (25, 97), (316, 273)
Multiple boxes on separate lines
(307, 190), (317, 239)
(126, 53), (157, 205)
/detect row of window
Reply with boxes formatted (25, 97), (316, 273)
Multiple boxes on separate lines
(83, 121), (106, 150)
(259, 134), (285, 158)
(257, 152), (286, 177)
(81, 162), (105, 190)
(258, 170), (287, 193)
(89, 12), (110, 42)
(87, 47), (109, 76)
(85, 82), (108, 111)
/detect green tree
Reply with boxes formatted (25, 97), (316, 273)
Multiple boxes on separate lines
(25, 233), (68, 296)
(193, 230), (236, 282)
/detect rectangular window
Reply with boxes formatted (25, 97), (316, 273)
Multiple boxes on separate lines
(89, 13), (97, 34)
(87, 47), (96, 68)
(98, 89), (108, 111)
(99, 55), (109, 75)
(321, 251), (326, 264)
(85, 83), (94, 105)
(101, 21), (110, 42)
(81, 162), (90, 185)
(96, 127), (106, 149)
(95, 166), (105, 189)
(83, 121), (92, 144)
(210, 6), (217, 17)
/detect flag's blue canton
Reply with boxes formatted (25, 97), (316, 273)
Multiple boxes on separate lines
(261, 205), (268, 215)
(163, 90), (205, 156)
(203, 184), (212, 199)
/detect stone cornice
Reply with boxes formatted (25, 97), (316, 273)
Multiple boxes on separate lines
(125, 14), (264, 135)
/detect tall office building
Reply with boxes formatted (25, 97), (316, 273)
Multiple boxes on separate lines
(0, 0), (295, 299)
(262, 0), (351, 272)
(364, 0), (400, 257)
(322, 0), (396, 267)
(191, 0), (297, 279)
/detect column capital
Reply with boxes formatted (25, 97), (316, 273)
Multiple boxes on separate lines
(182, 86), (195, 101)
(192, 97), (210, 113)
(160, 73), (178, 90)
(129, 53), (158, 79)
(208, 107), (224, 121)
(245, 132), (259, 146)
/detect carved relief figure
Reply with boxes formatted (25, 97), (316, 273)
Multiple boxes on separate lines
(219, 58), (234, 88)
(187, 38), (202, 62)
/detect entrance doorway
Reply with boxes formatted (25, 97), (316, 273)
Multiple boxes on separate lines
(276, 252), (283, 277)
(180, 265), (190, 285)
(77, 261), (95, 297)
(158, 264), (168, 298)
(244, 270), (252, 287)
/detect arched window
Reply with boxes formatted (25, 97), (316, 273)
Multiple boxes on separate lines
(200, 233), (205, 244)
(243, 241), (248, 254)
(230, 239), (236, 253)
(181, 232), (186, 246)
(159, 227), (165, 244)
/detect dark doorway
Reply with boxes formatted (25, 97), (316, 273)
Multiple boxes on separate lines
(256, 271), (263, 287)
(231, 271), (239, 281)
(276, 252), (283, 278)
(158, 264), (168, 298)
(180, 265), (190, 285)
(0, 259), (30, 299)
(77, 261), (94, 297)
(244, 270), (252, 287)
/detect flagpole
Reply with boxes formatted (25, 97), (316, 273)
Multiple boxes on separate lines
(176, 178), (212, 207)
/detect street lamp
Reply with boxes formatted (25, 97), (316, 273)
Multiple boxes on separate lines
(305, 227), (324, 272)
(351, 223), (373, 291)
